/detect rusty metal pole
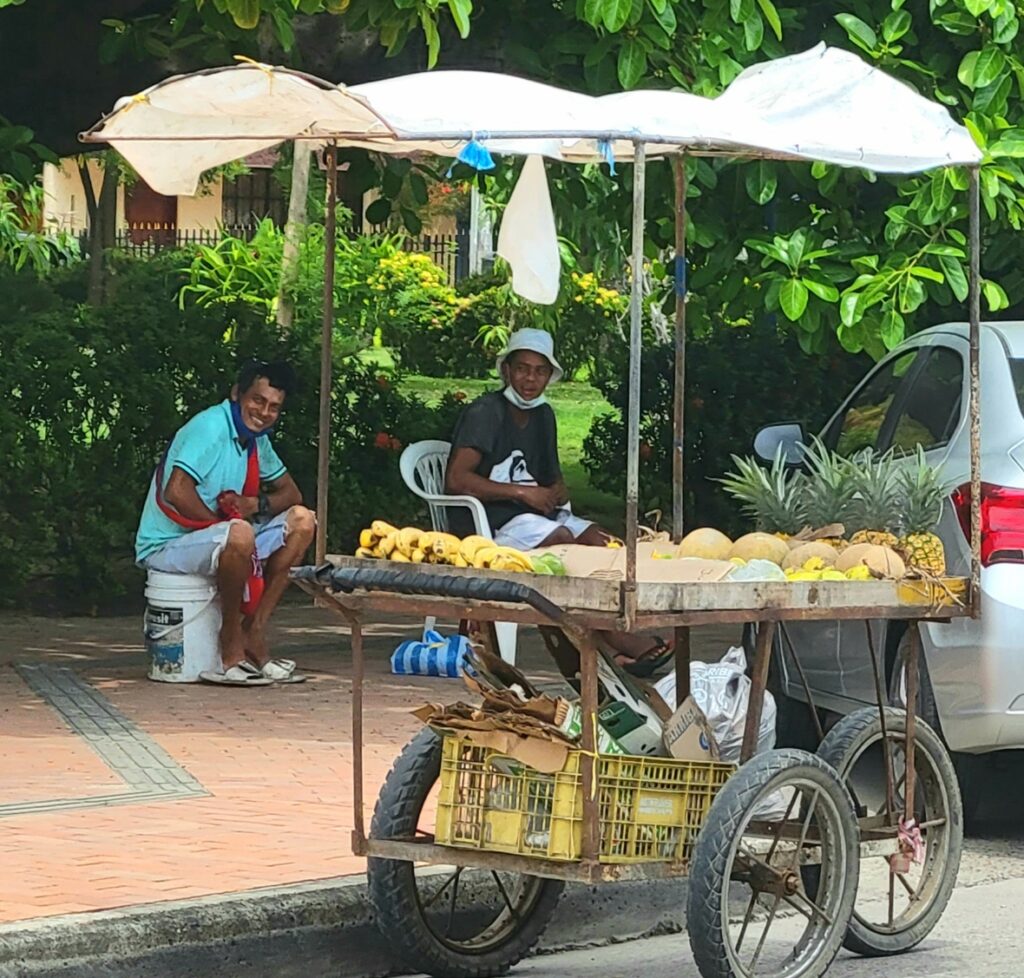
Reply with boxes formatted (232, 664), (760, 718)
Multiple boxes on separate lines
(674, 625), (691, 708)
(351, 617), (366, 850)
(903, 624), (920, 823)
(672, 155), (688, 543)
(741, 622), (775, 763)
(578, 634), (601, 870)
(315, 143), (337, 564)
(968, 166), (982, 616)
(624, 141), (647, 626)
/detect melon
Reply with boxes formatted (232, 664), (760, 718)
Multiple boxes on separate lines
(783, 542), (840, 571)
(728, 532), (790, 567)
(835, 543), (906, 580)
(677, 527), (733, 561)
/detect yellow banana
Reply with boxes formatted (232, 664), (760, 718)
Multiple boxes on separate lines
(430, 533), (461, 561)
(359, 528), (377, 549)
(472, 546), (500, 569)
(398, 527), (421, 555)
(355, 546), (376, 559)
(459, 535), (493, 562)
(371, 520), (398, 538)
(411, 548), (426, 563)
(452, 554), (469, 568)
(379, 532), (398, 557)
(389, 550), (411, 562)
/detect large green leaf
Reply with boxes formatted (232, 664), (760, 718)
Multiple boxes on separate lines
(938, 254), (969, 301)
(882, 9), (911, 42)
(880, 308), (905, 349)
(756, 0), (782, 40)
(582, 0), (605, 26)
(779, 278), (808, 321)
(744, 160), (777, 204)
(743, 14), (764, 51)
(651, 1), (676, 34)
(617, 38), (647, 88)
(730, 0), (754, 24)
(447, 0), (472, 38)
(803, 278), (839, 302)
(603, 0), (633, 32)
(835, 13), (877, 52)
(225, 0), (260, 28)
(974, 47), (1007, 89)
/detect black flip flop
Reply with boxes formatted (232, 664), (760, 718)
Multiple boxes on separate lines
(623, 638), (674, 679)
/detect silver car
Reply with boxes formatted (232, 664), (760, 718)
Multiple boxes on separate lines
(756, 321), (1024, 813)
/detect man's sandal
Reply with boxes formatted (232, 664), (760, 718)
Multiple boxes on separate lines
(260, 658), (307, 684)
(200, 661), (273, 686)
(622, 638), (675, 679)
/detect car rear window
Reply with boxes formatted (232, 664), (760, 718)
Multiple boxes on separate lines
(1013, 360), (1024, 416)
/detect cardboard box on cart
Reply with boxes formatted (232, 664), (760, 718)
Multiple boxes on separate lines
(663, 695), (720, 762)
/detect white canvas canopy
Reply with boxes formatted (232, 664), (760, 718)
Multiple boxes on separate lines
(82, 47), (985, 589)
(85, 44), (980, 196)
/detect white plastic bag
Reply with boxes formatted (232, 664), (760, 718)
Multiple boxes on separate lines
(496, 155), (560, 304)
(727, 559), (787, 582)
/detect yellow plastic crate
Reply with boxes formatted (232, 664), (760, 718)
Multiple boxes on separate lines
(434, 736), (735, 865)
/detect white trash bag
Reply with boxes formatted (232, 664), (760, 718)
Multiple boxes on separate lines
(655, 645), (788, 819)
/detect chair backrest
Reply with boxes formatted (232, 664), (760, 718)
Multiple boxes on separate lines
(399, 439), (452, 500)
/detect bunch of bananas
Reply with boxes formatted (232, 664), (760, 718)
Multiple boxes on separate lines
(354, 523), (536, 573)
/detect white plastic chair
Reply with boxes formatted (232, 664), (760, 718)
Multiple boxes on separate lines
(400, 440), (519, 664)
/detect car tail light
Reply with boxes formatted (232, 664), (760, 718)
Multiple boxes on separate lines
(952, 482), (1024, 565)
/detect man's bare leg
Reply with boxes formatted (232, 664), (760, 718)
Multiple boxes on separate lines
(217, 520), (256, 670)
(244, 505), (316, 666)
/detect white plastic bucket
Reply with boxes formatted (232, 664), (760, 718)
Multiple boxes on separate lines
(144, 570), (222, 683)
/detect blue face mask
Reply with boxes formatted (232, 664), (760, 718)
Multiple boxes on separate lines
(503, 386), (547, 411)
(230, 397), (274, 445)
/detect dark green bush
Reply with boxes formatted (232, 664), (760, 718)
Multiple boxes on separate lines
(583, 324), (869, 536)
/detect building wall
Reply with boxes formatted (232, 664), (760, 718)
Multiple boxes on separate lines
(42, 158), (223, 231)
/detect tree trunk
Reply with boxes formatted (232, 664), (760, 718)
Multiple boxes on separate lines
(275, 143), (311, 334)
(80, 158), (119, 306)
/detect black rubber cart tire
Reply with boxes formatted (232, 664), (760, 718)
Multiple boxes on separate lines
(367, 728), (565, 978)
(687, 749), (859, 978)
(811, 706), (962, 957)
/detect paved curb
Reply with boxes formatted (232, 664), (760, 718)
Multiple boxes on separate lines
(0, 873), (690, 978)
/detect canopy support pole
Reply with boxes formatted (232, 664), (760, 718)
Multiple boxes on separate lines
(968, 165), (982, 616)
(624, 141), (647, 618)
(315, 143), (338, 564)
(671, 155), (688, 543)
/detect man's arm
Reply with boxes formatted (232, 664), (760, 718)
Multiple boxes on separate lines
(163, 467), (220, 522)
(219, 472), (301, 521)
(446, 446), (561, 514)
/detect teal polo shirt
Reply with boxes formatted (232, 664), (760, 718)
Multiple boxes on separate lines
(135, 400), (287, 563)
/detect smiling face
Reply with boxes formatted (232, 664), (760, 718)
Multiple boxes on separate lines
(503, 350), (554, 402)
(231, 375), (285, 433)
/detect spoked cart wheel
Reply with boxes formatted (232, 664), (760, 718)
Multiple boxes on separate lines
(687, 749), (860, 978)
(807, 707), (963, 957)
(367, 728), (565, 978)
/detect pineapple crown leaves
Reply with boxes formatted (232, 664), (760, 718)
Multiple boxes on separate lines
(896, 446), (953, 533)
(848, 448), (903, 535)
(800, 435), (858, 529)
(717, 447), (808, 535)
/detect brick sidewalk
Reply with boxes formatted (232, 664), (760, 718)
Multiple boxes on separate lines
(0, 601), (740, 924)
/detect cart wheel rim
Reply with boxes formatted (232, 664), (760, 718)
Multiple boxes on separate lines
(838, 731), (953, 936)
(721, 775), (852, 978)
(412, 866), (549, 955)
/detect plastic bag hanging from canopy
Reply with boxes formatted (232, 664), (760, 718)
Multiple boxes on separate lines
(497, 155), (560, 305)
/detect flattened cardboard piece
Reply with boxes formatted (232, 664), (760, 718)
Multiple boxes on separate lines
(663, 695), (720, 761)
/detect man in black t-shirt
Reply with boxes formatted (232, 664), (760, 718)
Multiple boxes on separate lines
(446, 329), (609, 550)
(446, 330), (671, 675)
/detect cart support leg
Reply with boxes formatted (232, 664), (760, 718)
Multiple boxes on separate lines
(578, 633), (601, 866)
(903, 623), (920, 823)
(674, 626), (690, 706)
(351, 617), (366, 851)
(741, 622), (776, 764)
(865, 620), (897, 823)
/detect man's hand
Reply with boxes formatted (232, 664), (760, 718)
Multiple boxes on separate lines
(518, 484), (563, 514)
(219, 491), (258, 520)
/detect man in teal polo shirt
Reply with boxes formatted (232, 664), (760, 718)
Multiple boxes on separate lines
(136, 359), (315, 686)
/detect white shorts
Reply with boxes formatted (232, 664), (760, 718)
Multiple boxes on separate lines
(141, 510), (291, 577)
(494, 508), (593, 551)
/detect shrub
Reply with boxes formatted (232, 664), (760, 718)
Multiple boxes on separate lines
(0, 254), (458, 613)
(582, 324), (869, 535)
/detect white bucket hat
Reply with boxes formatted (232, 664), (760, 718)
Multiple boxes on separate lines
(495, 328), (564, 384)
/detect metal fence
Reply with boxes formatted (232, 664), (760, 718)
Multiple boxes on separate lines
(67, 224), (471, 284)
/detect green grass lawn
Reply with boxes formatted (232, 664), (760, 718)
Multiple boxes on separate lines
(398, 372), (626, 532)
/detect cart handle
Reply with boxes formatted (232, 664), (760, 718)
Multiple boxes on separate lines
(291, 563), (571, 626)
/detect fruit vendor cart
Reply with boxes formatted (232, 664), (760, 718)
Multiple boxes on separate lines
(85, 46), (984, 978)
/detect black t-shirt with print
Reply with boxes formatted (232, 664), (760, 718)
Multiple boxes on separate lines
(448, 390), (562, 531)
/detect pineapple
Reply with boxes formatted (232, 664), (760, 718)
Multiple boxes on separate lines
(896, 447), (949, 576)
(848, 449), (901, 549)
(719, 448), (807, 536)
(801, 437), (857, 547)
